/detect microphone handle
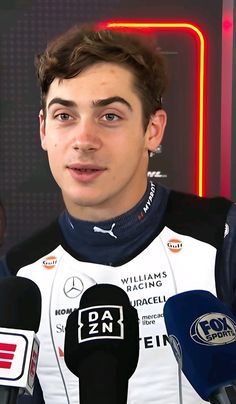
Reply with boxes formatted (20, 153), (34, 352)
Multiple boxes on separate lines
(210, 388), (232, 404)
(0, 387), (18, 404)
(78, 350), (128, 404)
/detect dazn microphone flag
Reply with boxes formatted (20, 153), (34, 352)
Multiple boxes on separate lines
(64, 283), (139, 404)
(164, 290), (236, 402)
(0, 276), (41, 401)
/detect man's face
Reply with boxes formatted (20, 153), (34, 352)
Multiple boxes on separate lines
(40, 62), (166, 221)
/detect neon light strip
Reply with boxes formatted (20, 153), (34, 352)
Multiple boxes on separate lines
(220, 3), (234, 198)
(101, 22), (205, 197)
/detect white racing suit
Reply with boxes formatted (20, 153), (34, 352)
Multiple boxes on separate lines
(2, 185), (236, 403)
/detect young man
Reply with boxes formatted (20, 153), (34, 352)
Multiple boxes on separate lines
(0, 25), (236, 404)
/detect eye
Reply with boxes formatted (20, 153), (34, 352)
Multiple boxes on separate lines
(55, 113), (72, 121)
(102, 113), (120, 122)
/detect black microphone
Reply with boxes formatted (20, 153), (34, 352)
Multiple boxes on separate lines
(0, 276), (41, 404)
(64, 283), (139, 404)
(164, 290), (236, 404)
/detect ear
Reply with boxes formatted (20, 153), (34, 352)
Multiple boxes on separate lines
(39, 109), (47, 151)
(145, 109), (167, 152)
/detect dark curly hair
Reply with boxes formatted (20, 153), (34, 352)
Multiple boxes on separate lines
(35, 25), (168, 129)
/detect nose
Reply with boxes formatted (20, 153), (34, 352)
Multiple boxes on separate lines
(71, 119), (101, 152)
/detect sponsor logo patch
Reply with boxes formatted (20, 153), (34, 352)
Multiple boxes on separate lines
(63, 277), (84, 299)
(167, 239), (183, 253)
(42, 256), (57, 270)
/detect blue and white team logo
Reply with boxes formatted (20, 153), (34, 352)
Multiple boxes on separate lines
(190, 312), (236, 345)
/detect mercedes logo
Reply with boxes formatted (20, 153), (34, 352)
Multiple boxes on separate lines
(63, 277), (84, 298)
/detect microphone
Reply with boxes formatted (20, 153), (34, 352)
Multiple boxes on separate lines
(164, 290), (236, 404)
(64, 283), (139, 404)
(0, 276), (41, 404)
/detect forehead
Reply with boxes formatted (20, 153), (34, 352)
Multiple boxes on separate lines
(46, 62), (140, 107)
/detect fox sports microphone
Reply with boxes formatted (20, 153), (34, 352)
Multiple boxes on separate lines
(64, 283), (139, 404)
(163, 290), (236, 404)
(0, 276), (41, 404)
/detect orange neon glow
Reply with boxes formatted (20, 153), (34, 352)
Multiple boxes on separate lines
(98, 22), (206, 197)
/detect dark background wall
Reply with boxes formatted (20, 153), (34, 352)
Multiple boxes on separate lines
(0, 0), (235, 254)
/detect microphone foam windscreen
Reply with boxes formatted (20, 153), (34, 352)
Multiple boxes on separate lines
(164, 290), (236, 401)
(64, 283), (139, 380)
(0, 276), (41, 332)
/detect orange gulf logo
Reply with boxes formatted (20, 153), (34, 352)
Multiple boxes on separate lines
(167, 239), (183, 253)
(42, 255), (57, 270)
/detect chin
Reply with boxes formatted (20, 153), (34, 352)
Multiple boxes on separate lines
(69, 193), (106, 208)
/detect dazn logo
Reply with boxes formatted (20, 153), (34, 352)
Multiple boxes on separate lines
(78, 305), (124, 343)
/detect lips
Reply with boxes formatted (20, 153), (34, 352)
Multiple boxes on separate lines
(73, 168), (99, 172)
(68, 163), (105, 172)
(67, 164), (106, 182)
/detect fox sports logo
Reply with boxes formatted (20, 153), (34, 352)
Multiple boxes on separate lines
(190, 312), (236, 346)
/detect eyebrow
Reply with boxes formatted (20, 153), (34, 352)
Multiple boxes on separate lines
(47, 98), (77, 110)
(92, 96), (133, 111)
(47, 96), (132, 111)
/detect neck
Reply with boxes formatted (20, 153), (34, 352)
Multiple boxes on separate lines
(63, 180), (148, 222)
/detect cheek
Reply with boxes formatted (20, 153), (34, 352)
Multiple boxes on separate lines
(47, 153), (62, 179)
(47, 137), (59, 149)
